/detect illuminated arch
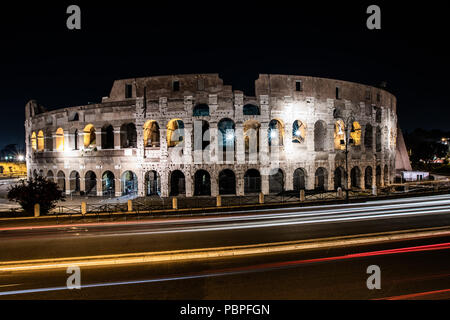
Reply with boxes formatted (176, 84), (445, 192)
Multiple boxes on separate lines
(244, 120), (260, 154)
(268, 119), (284, 147)
(292, 120), (306, 144)
(334, 120), (345, 150)
(31, 132), (37, 151)
(37, 130), (44, 151)
(167, 119), (184, 148)
(83, 124), (96, 148)
(143, 120), (160, 147)
(350, 121), (362, 146)
(55, 128), (65, 151)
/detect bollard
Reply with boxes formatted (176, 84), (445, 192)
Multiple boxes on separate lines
(216, 195), (222, 207)
(300, 189), (305, 202)
(372, 185), (377, 196)
(34, 203), (40, 217)
(81, 202), (87, 215)
(172, 197), (178, 210)
(259, 192), (264, 204)
(337, 187), (343, 199)
(127, 199), (133, 212)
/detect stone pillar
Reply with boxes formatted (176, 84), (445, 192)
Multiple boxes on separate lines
(185, 171), (193, 197)
(235, 122), (245, 164)
(80, 172), (86, 194)
(65, 175), (71, 195)
(95, 128), (102, 150)
(114, 127), (121, 150)
(261, 170), (269, 195)
(160, 170), (169, 198)
(259, 122), (269, 167)
(307, 166), (315, 190)
(211, 172), (219, 197)
(159, 129), (168, 162)
(96, 177), (103, 196)
(209, 122), (218, 164)
(285, 167), (293, 191)
(183, 123), (193, 165)
(138, 170), (145, 197)
(115, 175), (122, 197)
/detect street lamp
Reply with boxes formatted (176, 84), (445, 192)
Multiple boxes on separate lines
(340, 115), (355, 202)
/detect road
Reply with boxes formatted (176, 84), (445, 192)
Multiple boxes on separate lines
(0, 194), (449, 299)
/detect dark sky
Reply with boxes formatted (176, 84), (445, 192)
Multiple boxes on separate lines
(0, 1), (449, 149)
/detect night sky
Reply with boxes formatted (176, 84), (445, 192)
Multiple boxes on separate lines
(0, 1), (448, 149)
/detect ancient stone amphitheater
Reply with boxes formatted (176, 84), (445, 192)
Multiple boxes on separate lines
(25, 74), (398, 198)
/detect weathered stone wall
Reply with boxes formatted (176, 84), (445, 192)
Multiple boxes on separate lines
(24, 74), (397, 197)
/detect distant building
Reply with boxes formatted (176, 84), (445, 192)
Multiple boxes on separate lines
(0, 162), (27, 177)
(401, 170), (429, 182)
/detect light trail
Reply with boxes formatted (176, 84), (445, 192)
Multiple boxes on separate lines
(1, 241), (449, 297)
(1, 194), (449, 233)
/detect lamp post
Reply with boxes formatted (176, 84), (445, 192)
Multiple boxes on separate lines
(340, 116), (355, 202)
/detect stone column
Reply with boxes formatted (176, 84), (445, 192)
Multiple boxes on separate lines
(183, 123), (193, 165)
(96, 176), (103, 196)
(261, 169), (269, 195)
(114, 127), (121, 150)
(95, 128), (102, 150)
(185, 171), (193, 197)
(160, 170), (169, 198)
(209, 122), (218, 164)
(235, 122), (245, 164)
(138, 170), (145, 197)
(211, 171), (218, 197)
(259, 122), (269, 167)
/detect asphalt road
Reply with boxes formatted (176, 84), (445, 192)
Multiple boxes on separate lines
(0, 235), (449, 300)
(0, 194), (449, 299)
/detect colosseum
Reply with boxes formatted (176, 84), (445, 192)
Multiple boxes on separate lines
(24, 74), (398, 198)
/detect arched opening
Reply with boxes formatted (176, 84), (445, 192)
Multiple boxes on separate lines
(293, 168), (306, 191)
(218, 119), (235, 162)
(243, 104), (260, 116)
(102, 171), (115, 197)
(384, 165), (389, 185)
(334, 166), (345, 190)
(219, 169), (236, 195)
(334, 120), (345, 150)
(292, 120), (306, 144)
(376, 166), (382, 187)
(268, 119), (284, 147)
(85, 171), (97, 196)
(37, 130), (44, 151)
(376, 108), (382, 123)
(193, 120), (210, 151)
(170, 170), (186, 196)
(121, 171), (138, 196)
(69, 171), (80, 194)
(376, 126), (382, 152)
(167, 119), (184, 148)
(365, 166), (373, 190)
(244, 120), (260, 157)
(120, 123), (137, 148)
(269, 168), (284, 194)
(350, 122), (362, 146)
(31, 132), (37, 151)
(46, 130), (53, 152)
(314, 121), (326, 151)
(56, 128), (65, 151)
(143, 120), (160, 147)
(101, 125), (114, 150)
(47, 170), (54, 182)
(145, 170), (160, 196)
(351, 167), (361, 189)
(315, 167), (327, 191)
(57, 171), (66, 193)
(83, 124), (96, 148)
(194, 170), (211, 196)
(244, 169), (261, 194)
(364, 124), (373, 150)
(38, 170), (44, 177)
(193, 104), (210, 116)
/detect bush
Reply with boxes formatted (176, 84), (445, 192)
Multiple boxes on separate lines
(7, 176), (65, 215)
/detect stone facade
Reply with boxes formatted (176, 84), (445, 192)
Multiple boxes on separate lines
(25, 74), (398, 197)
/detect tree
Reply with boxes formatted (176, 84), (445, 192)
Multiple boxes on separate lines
(7, 176), (65, 215)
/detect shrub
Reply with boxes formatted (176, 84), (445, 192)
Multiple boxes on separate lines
(7, 176), (65, 215)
